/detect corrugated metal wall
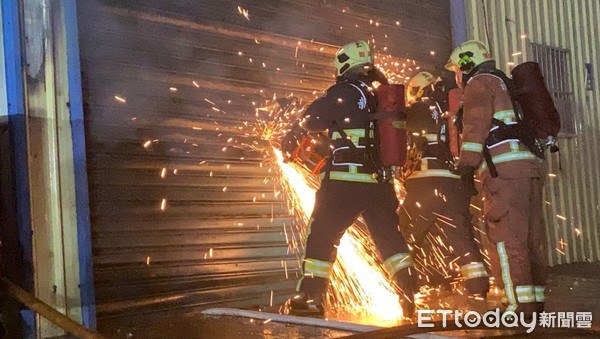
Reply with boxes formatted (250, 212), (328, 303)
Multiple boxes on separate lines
(77, 0), (452, 319)
(463, 0), (600, 266)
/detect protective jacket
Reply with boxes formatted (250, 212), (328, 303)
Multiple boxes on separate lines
(301, 74), (381, 183)
(458, 72), (543, 180)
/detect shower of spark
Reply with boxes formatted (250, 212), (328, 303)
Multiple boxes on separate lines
(120, 5), (570, 324)
(273, 149), (404, 325)
(330, 226), (404, 323)
(253, 98), (302, 146)
(237, 5), (250, 21)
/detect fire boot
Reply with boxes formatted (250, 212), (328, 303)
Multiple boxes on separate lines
(452, 291), (490, 315)
(288, 291), (324, 316)
(394, 270), (418, 319)
(287, 277), (327, 316)
(465, 276), (489, 298)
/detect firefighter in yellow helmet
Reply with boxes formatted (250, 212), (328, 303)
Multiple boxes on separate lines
(286, 40), (416, 317)
(401, 71), (489, 300)
(446, 40), (547, 315)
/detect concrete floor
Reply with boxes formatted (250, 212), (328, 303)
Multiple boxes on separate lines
(96, 262), (600, 338)
(99, 313), (354, 339)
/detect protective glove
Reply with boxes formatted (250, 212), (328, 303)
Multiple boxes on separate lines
(281, 126), (305, 162)
(281, 139), (299, 163)
(450, 164), (479, 196)
(450, 164), (476, 176)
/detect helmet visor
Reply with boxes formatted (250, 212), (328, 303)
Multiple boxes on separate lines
(409, 86), (421, 98)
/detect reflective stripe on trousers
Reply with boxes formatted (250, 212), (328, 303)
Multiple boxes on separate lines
(303, 258), (334, 279)
(497, 242), (518, 312)
(460, 262), (489, 280)
(383, 253), (414, 276)
(497, 242), (545, 310)
(515, 285), (536, 303)
(535, 286), (545, 302)
(515, 285), (545, 302)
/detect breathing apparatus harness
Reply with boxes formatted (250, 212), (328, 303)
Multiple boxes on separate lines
(405, 98), (455, 178)
(456, 64), (546, 178)
(325, 77), (394, 183)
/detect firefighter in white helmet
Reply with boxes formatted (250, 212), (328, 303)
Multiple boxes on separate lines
(446, 40), (547, 315)
(406, 71), (440, 105)
(286, 40), (416, 317)
(401, 71), (489, 301)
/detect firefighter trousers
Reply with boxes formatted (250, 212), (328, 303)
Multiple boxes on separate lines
(299, 179), (415, 301)
(400, 177), (489, 296)
(482, 176), (547, 314)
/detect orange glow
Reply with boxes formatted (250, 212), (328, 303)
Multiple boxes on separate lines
(274, 150), (404, 325)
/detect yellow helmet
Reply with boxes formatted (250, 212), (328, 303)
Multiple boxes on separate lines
(333, 40), (373, 76)
(407, 71), (440, 104)
(445, 40), (493, 74)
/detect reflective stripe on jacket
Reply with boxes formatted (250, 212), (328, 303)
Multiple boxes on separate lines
(406, 100), (458, 181)
(301, 76), (381, 183)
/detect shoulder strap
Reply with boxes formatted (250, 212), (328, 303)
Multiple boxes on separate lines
(331, 121), (358, 151)
(345, 79), (377, 112)
(436, 117), (454, 164)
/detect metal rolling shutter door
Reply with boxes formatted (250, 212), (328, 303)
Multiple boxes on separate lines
(76, 0), (451, 319)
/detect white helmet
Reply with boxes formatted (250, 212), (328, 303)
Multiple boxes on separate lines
(407, 71), (440, 104)
(445, 40), (494, 74)
(333, 40), (374, 76)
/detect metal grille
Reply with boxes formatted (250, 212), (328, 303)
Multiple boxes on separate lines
(529, 43), (575, 136)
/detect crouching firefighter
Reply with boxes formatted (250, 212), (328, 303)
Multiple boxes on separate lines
(287, 40), (417, 317)
(446, 40), (552, 315)
(401, 72), (489, 298)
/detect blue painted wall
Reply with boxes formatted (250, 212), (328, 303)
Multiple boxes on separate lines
(450, 0), (468, 46)
(63, 0), (96, 328)
(2, 0), (35, 335)
(2, 0), (96, 331)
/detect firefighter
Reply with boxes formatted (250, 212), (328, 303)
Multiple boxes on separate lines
(445, 40), (547, 314)
(287, 40), (416, 317)
(401, 72), (489, 299)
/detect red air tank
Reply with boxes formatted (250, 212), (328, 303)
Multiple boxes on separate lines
(376, 84), (407, 167)
(511, 62), (561, 138)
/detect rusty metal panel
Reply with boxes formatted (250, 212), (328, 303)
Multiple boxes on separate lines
(464, 0), (600, 266)
(77, 0), (451, 319)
